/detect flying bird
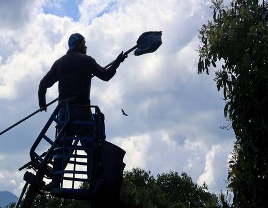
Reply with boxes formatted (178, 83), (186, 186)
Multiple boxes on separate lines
(121, 109), (128, 116)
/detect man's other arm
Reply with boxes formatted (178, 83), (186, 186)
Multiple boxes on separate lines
(38, 63), (58, 110)
(92, 52), (127, 81)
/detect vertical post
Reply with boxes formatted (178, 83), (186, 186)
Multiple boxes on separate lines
(72, 148), (77, 189)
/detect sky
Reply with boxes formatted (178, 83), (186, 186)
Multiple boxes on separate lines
(0, 0), (235, 198)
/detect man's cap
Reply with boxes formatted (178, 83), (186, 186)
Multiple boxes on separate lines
(67, 33), (85, 53)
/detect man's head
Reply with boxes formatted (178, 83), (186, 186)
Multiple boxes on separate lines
(67, 33), (87, 54)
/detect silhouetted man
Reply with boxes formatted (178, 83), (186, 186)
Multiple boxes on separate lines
(38, 33), (126, 109)
(38, 33), (127, 191)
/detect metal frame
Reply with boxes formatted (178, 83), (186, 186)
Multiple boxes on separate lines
(15, 101), (105, 207)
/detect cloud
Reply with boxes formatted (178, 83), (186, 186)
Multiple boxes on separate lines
(10, 180), (16, 186)
(79, 0), (119, 24)
(197, 141), (233, 192)
(0, 0), (236, 197)
(113, 134), (151, 170)
(0, 0), (43, 29)
(111, 128), (232, 188)
(0, 13), (76, 100)
(0, 169), (24, 196)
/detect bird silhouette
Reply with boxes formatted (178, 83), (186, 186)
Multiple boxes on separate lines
(121, 109), (128, 116)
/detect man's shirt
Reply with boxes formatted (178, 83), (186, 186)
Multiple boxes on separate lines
(38, 51), (119, 104)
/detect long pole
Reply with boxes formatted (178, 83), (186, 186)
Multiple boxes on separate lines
(0, 98), (58, 136)
(103, 45), (137, 69)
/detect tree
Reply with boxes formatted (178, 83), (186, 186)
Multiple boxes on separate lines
(3, 203), (15, 208)
(32, 183), (90, 208)
(121, 168), (219, 208)
(198, 0), (268, 207)
(218, 191), (232, 208)
(156, 171), (218, 208)
(31, 168), (222, 208)
(121, 168), (170, 208)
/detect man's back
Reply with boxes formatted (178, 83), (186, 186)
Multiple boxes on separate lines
(39, 51), (120, 105)
(56, 52), (96, 102)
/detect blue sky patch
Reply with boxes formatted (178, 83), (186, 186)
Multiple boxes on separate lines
(96, 2), (118, 18)
(43, 0), (82, 21)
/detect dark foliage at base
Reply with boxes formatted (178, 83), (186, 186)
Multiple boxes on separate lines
(18, 168), (231, 208)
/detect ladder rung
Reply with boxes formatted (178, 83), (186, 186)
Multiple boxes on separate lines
(55, 146), (93, 151)
(68, 160), (88, 166)
(53, 118), (60, 124)
(62, 177), (89, 182)
(60, 136), (94, 141)
(54, 154), (89, 159)
(43, 135), (53, 145)
(54, 170), (89, 175)
(65, 170), (89, 174)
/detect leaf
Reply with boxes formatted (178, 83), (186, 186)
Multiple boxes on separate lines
(224, 103), (229, 117)
(212, 60), (216, 67)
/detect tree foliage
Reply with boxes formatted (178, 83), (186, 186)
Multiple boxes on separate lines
(198, 0), (268, 207)
(31, 183), (90, 208)
(2, 203), (16, 208)
(28, 168), (227, 208)
(156, 171), (217, 207)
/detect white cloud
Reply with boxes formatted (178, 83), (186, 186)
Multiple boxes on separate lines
(198, 141), (233, 192)
(0, 12), (75, 100)
(10, 180), (16, 186)
(79, 0), (116, 24)
(112, 134), (151, 170)
(0, 0), (236, 196)
(112, 130), (209, 182)
(97, 81), (123, 107)
(176, 36), (200, 74)
(0, 172), (4, 179)
(0, 0), (44, 29)
(198, 148), (215, 186)
(160, 131), (176, 148)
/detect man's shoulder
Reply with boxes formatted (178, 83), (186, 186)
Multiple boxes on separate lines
(55, 52), (97, 68)
(66, 52), (94, 60)
(54, 54), (68, 64)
